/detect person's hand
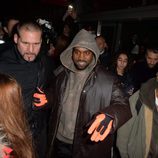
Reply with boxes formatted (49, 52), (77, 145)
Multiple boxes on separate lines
(87, 113), (113, 142)
(33, 87), (48, 107)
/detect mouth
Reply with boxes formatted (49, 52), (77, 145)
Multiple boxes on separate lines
(23, 53), (36, 62)
(77, 61), (86, 64)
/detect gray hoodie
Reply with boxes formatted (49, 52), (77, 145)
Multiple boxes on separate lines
(60, 29), (100, 72)
(57, 29), (101, 144)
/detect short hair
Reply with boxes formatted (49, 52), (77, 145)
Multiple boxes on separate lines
(146, 43), (158, 54)
(95, 35), (106, 42)
(16, 20), (42, 37)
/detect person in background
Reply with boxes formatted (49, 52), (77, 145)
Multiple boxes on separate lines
(53, 24), (72, 68)
(0, 22), (5, 44)
(47, 29), (131, 158)
(109, 50), (134, 97)
(130, 44), (158, 92)
(0, 20), (54, 158)
(1, 16), (19, 43)
(0, 17), (19, 52)
(95, 35), (111, 68)
(62, 3), (79, 41)
(0, 73), (35, 158)
(117, 73), (158, 158)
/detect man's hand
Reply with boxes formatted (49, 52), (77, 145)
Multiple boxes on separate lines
(33, 87), (48, 107)
(87, 114), (113, 142)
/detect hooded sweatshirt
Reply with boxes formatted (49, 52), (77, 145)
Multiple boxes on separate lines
(57, 29), (100, 144)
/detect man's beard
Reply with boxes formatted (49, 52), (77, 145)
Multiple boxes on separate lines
(23, 53), (37, 62)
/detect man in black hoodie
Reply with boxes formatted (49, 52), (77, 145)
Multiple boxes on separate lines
(47, 29), (131, 158)
(0, 20), (54, 158)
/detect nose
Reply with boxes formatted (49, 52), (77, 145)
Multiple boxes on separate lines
(28, 44), (34, 53)
(78, 52), (84, 60)
(121, 61), (124, 65)
(149, 59), (155, 65)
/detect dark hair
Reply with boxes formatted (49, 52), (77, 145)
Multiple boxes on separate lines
(95, 35), (106, 41)
(111, 50), (131, 73)
(146, 43), (158, 54)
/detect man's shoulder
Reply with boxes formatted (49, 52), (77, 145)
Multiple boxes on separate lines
(96, 65), (116, 77)
(95, 65), (117, 83)
(0, 43), (15, 59)
(133, 60), (146, 69)
(53, 65), (66, 77)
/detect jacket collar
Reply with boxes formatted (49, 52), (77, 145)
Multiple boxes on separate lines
(140, 78), (157, 109)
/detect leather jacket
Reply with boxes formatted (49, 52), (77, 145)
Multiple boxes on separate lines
(47, 65), (131, 158)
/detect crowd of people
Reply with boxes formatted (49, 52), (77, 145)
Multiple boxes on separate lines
(0, 12), (157, 158)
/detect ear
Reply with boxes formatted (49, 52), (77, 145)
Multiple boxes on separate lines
(14, 34), (18, 44)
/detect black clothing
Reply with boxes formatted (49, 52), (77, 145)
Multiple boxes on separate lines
(54, 139), (73, 158)
(130, 59), (158, 91)
(0, 44), (54, 158)
(99, 50), (112, 68)
(109, 67), (134, 97)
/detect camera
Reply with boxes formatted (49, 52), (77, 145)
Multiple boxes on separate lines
(36, 18), (57, 45)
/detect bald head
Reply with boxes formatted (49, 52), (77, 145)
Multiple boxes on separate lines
(95, 36), (108, 53)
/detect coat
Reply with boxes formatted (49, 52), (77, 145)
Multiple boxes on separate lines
(47, 64), (131, 158)
(0, 44), (54, 158)
(117, 77), (158, 158)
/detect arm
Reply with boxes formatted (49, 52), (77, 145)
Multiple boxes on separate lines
(105, 78), (132, 130)
(88, 78), (132, 142)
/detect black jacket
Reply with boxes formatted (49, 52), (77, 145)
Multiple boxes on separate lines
(47, 65), (131, 158)
(0, 43), (54, 158)
(130, 59), (158, 92)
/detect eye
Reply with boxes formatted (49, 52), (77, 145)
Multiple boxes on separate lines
(22, 42), (29, 46)
(84, 51), (91, 55)
(74, 49), (79, 54)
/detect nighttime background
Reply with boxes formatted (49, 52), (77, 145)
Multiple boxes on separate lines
(1, 0), (158, 53)
(1, 0), (158, 19)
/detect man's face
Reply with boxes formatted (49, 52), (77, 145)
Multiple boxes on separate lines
(14, 29), (42, 62)
(146, 50), (158, 68)
(72, 47), (94, 70)
(96, 37), (108, 52)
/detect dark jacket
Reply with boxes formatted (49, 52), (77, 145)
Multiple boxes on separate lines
(130, 59), (158, 92)
(99, 50), (112, 68)
(109, 67), (134, 97)
(0, 44), (54, 158)
(47, 64), (131, 158)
